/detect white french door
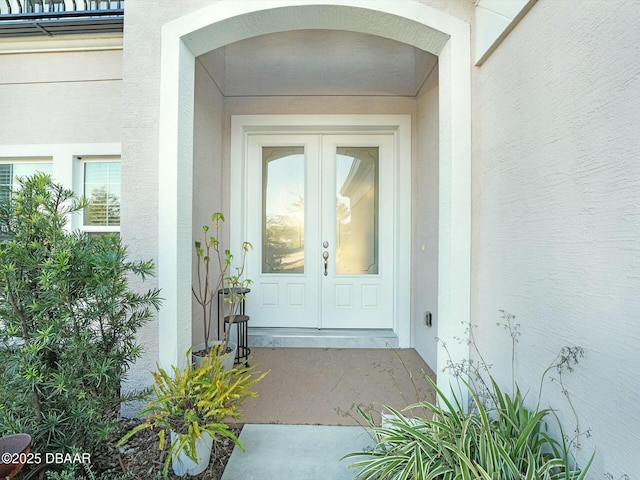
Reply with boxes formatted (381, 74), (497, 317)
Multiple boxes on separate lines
(245, 132), (395, 329)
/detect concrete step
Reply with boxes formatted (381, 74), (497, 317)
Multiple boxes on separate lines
(248, 327), (398, 348)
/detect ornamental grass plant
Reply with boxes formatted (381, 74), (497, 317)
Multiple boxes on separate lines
(344, 313), (594, 480)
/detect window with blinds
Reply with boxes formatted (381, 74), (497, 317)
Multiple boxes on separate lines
(0, 164), (13, 203)
(0, 160), (53, 240)
(0, 161), (53, 201)
(83, 161), (121, 230)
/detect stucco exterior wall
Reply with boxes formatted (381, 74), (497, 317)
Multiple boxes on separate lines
(191, 59), (225, 345)
(413, 66), (439, 368)
(120, 2), (174, 387)
(0, 46), (122, 145)
(472, 0), (640, 475)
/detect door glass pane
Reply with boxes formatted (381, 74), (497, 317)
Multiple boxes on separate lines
(335, 147), (379, 274)
(263, 146), (305, 273)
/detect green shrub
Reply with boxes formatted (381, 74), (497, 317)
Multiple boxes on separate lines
(0, 174), (161, 455)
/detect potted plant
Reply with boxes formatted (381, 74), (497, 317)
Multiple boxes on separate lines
(117, 345), (268, 477)
(192, 212), (252, 368)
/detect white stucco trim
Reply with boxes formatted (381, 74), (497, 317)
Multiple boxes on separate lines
(158, 0), (471, 395)
(0, 35), (124, 55)
(229, 114), (412, 346)
(436, 33), (472, 397)
(0, 143), (120, 189)
(474, 0), (537, 65)
(158, 36), (196, 369)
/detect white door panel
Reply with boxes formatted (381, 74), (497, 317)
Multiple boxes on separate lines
(246, 134), (320, 328)
(320, 134), (394, 328)
(245, 133), (394, 329)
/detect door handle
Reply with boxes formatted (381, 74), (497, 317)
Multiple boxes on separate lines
(322, 251), (329, 276)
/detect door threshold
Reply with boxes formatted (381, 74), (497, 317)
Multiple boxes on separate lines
(248, 327), (399, 349)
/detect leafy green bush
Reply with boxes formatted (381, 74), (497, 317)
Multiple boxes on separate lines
(344, 315), (594, 479)
(0, 174), (161, 454)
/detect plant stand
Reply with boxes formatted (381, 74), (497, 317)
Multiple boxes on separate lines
(224, 314), (250, 366)
(218, 288), (251, 365)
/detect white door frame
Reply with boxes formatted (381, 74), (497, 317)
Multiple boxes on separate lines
(157, 0), (471, 398)
(230, 115), (411, 344)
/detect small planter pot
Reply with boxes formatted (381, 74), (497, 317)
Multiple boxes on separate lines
(0, 434), (31, 479)
(192, 341), (237, 371)
(170, 431), (213, 477)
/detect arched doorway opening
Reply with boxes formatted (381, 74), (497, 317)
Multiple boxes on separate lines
(157, 0), (471, 394)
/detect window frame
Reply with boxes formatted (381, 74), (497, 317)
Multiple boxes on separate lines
(74, 155), (121, 235)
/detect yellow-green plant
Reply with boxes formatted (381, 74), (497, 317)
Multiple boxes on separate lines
(118, 346), (268, 477)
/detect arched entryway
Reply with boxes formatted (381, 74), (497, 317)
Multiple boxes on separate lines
(156, 0), (471, 394)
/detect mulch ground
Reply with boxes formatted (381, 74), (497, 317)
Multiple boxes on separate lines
(75, 417), (241, 480)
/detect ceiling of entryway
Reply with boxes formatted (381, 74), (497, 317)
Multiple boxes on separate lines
(197, 29), (437, 97)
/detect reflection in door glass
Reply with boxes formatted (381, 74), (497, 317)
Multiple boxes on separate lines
(263, 146), (305, 273)
(335, 147), (379, 274)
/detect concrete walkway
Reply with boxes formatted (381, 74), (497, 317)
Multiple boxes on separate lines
(221, 424), (372, 480)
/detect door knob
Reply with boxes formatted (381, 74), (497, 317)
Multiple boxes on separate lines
(322, 251), (329, 276)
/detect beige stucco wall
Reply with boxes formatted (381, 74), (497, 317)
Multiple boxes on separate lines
(0, 39), (122, 229)
(413, 66), (439, 368)
(472, 0), (640, 476)
(121, 2), (222, 383)
(0, 45), (122, 145)
(191, 59), (225, 345)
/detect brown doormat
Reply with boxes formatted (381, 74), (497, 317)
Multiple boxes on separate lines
(240, 348), (436, 426)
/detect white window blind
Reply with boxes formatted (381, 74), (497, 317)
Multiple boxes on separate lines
(83, 161), (121, 228)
